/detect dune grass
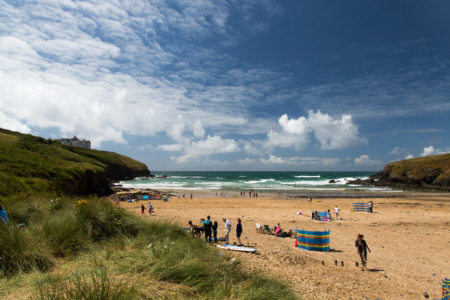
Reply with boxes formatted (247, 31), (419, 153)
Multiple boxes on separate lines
(0, 195), (299, 299)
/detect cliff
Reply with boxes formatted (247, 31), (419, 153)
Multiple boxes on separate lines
(347, 154), (450, 190)
(0, 128), (151, 196)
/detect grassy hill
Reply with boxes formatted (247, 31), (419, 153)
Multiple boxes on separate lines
(373, 153), (450, 190)
(0, 128), (150, 196)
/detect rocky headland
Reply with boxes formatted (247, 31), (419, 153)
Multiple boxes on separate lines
(346, 153), (450, 191)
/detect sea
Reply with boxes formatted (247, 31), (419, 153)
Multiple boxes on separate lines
(120, 171), (403, 194)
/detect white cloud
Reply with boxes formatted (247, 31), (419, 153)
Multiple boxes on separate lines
(170, 154), (197, 163)
(0, 0), (283, 148)
(159, 135), (241, 156)
(405, 154), (414, 159)
(202, 157), (230, 165)
(0, 111), (31, 133)
(420, 146), (448, 157)
(354, 155), (382, 166)
(237, 158), (257, 164)
(245, 110), (366, 153)
(259, 155), (341, 166)
(390, 147), (405, 155)
(240, 140), (264, 156)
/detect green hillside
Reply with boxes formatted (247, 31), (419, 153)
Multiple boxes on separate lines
(373, 153), (450, 190)
(0, 128), (150, 196)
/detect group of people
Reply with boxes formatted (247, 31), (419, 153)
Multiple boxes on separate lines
(140, 202), (153, 216)
(310, 206), (339, 221)
(188, 216), (243, 246)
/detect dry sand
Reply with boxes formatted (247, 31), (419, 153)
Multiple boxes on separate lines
(117, 191), (450, 300)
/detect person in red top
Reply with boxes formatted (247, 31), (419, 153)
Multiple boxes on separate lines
(249, 191), (251, 197)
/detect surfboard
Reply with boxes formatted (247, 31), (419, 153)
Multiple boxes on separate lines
(216, 245), (258, 252)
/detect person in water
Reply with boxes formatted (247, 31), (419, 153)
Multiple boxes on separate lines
(355, 234), (371, 271)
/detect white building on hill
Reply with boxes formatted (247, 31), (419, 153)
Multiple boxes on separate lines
(56, 136), (91, 149)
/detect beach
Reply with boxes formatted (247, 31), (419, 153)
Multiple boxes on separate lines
(117, 190), (450, 300)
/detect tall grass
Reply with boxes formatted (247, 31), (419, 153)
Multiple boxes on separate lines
(31, 268), (142, 300)
(0, 195), (299, 299)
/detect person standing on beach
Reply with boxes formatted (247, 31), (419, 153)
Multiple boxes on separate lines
(115, 198), (120, 205)
(141, 204), (146, 216)
(327, 209), (331, 221)
(204, 215), (212, 242)
(368, 201), (373, 213)
(223, 218), (231, 244)
(190, 193), (193, 199)
(148, 202), (153, 216)
(236, 218), (243, 246)
(335, 206), (339, 220)
(212, 221), (218, 243)
(355, 234), (371, 271)
(178, 193), (180, 198)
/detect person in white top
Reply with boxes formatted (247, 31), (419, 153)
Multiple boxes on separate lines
(148, 202), (153, 216)
(335, 206), (339, 220)
(223, 218), (231, 244)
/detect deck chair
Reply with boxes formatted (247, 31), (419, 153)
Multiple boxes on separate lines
(264, 225), (272, 234)
(255, 223), (262, 233)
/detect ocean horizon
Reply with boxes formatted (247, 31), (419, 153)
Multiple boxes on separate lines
(120, 171), (402, 194)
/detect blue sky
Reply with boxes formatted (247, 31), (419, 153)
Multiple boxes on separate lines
(1, 0), (449, 171)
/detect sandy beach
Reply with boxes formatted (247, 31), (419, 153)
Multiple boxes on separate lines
(116, 191), (450, 300)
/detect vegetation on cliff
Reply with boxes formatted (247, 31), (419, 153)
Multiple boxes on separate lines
(0, 128), (150, 196)
(371, 153), (450, 190)
(0, 194), (296, 299)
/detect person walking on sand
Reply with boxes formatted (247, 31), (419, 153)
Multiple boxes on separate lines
(236, 218), (243, 246)
(355, 234), (371, 271)
(115, 198), (120, 206)
(148, 202), (153, 216)
(190, 193), (193, 199)
(223, 218), (231, 245)
(335, 205), (339, 220)
(141, 204), (146, 216)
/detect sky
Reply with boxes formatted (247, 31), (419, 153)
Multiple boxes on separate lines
(1, 0), (450, 172)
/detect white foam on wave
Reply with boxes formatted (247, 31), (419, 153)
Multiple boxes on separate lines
(294, 175), (321, 178)
(244, 179), (275, 184)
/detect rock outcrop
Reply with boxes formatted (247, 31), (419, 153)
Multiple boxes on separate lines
(363, 154), (450, 190)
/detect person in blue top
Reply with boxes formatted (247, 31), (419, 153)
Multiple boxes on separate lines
(0, 205), (9, 224)
(204, 215), (212, 242)
(236, 218), (243, 246)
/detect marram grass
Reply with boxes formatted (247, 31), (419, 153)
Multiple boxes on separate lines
(0, 195), (299, 299)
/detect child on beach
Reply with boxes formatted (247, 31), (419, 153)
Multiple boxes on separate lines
(335, 206), (339, 219)
(355, 234), (371, 271)
(141, 204), (146, 216)
(212, 221), (218, 243)
(326, 209), (331, 221)
(236, 218), (243, 246)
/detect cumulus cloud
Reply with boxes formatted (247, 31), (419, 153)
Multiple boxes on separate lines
(202, 157), (230, 165)
(259, 155), (341, 166)
(354, 155), (382, 166)
(405, 154), (414, 159)
(390, 147), (405, 155)
(420, 146), (449, 157)
(245, 110), (366, 153)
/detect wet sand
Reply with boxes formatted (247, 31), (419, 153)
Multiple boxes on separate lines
(117, 191), (450, 300)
